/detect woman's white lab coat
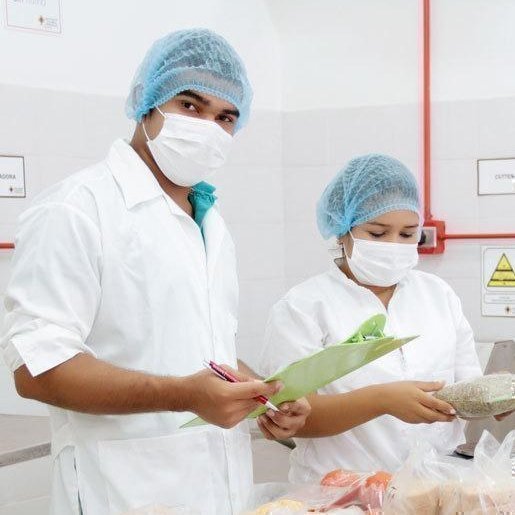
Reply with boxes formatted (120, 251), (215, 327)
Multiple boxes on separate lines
(1, 139), (252, 514)
(259, 262), (482, 481)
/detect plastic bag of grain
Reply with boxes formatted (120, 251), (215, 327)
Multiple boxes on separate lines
(434, 373), (515, 418)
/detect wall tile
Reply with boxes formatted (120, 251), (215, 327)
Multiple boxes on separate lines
(34, 89), (86, 158)
(0, 85), (41, 157)
(229, 222), (285, 281)
(0, 455), (51, 504)
(284, 219), (329, 281)
(80, 94), (133, 159)
(238, 278), (286, 338)
(228, 110), (282, 167)
(479, 97), (515, 157)
(326, 105), (397, 166)
(431, 159), (479, 224)
(283, 166), (334, 223)
(432, 100), (480, 160)
(212, 166), (283, 225)
(282, 110), (329, 166)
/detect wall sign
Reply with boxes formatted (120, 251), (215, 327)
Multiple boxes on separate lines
(482, 246), (515, 317)
(5, 0), (62, 34)
(0, 155), (26, 198)
(478, 158), (515, 195)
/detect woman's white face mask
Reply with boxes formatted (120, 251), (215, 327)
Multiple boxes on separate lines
(143, 108), (233, 187)
(342, 231), (419, 287)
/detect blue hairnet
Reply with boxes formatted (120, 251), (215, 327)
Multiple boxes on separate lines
(317, 154), (421, 239)
(126, 28), (253, 130)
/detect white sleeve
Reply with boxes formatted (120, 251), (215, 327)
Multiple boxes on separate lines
(449, 289), (483, 382)
(1, 202), (102, 377)
(258, 297), (325, 379)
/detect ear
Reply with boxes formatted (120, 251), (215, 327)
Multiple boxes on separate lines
(339, 233), (352, 258)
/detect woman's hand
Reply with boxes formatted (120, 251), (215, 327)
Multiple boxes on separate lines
(379, 381), (456, 424)
(257, 397), (311, 440)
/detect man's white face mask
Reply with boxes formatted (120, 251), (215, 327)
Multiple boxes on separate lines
(342, 231), (419, 287)
(143, 108), (233, 187)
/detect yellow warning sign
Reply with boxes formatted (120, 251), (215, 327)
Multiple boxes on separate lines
(487, 253), (515, 287)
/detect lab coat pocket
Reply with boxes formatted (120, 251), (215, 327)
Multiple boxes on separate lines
(98, 430), (214, 515)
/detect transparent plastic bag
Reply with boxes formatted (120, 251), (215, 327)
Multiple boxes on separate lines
(320, 469), (391, 512)
(434, 373), (515, 418)
(243, 483), (369, 514)
(383, 430), (515, 515)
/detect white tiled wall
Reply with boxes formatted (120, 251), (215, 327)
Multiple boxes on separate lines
(281, 99), (515, 346)
(0, 456), (51, 515)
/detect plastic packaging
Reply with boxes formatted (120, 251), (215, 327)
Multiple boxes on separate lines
(383, 430), (515, 514)
(320, 469), (392, 511)
(243, 483), (368, 514)
(434, 373), (515, 418)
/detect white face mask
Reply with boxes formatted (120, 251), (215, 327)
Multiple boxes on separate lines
(342, 231), (419, 287)
(143, 109), (233, 187)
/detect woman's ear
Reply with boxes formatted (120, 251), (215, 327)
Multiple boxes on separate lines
(339, 233), (352, 258)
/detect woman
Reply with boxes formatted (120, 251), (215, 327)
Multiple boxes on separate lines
(257, 154), (486, 481)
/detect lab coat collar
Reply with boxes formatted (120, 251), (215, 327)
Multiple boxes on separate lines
(107, 139), (165, 210)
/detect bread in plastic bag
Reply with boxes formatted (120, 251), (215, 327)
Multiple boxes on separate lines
(434, 373), (515, 418)
(383, 429), (515, 514)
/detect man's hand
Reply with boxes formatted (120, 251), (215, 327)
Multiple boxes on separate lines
(379, 381), (456, 424)
(257, 397), (311, 440)
(182, 365), (282, 429)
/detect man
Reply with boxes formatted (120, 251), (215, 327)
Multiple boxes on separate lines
(1, 29), (309, 514)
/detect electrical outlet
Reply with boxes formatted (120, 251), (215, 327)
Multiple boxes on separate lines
(418, 220), (446, 254)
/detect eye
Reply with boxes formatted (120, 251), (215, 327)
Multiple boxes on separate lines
(181, 101), (199, 113)
(218, 114), (235, 124)
(400, 232), (417, 239)
(369, 232), (385, 238)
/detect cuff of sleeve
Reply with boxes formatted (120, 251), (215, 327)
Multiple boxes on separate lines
(9, 321), (97, 377)
(1, 339), (25, 372)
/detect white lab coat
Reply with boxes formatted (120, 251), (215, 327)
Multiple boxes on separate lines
(259, 262), (482, 481)
(1, 139), (252, 515)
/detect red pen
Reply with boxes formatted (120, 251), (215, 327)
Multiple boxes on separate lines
(203, 360), (279, 412)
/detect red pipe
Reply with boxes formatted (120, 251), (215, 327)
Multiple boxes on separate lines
(444, 233), (515, 240)
(422, 0), (514, 242)
(0, 243), (15, 249)
(423, 0), (432, 222)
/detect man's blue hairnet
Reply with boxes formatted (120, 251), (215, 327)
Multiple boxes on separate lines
(317, 154), (421, 239)
(126, 28), (253, 131)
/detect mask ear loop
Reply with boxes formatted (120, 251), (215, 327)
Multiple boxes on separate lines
(142, 107), (165, 142)
(340, 230), (355, 260)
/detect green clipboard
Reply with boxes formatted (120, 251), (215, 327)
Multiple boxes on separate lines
(181, 314), (418, 428)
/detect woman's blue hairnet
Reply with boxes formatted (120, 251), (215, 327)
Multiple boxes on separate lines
(317, 154), (421, 239)
(126, 28), (253, 131)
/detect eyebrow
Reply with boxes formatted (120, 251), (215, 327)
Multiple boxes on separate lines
(177, 90), (240, 118)
(366, 222), (419, 229)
